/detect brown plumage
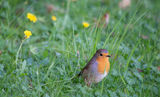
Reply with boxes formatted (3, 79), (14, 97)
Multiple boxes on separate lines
(78, 49), (111, 86)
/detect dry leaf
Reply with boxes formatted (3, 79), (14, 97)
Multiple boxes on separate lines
(157, 66), (160, 71)
(141, 34), (149, 40)
(104, 13), (110, 26)
(137, 68), (143, 73)
(119, 0), (131, 9)
(77, 50), (80, 57)
(101, 12), (110, 27)
(96, 12), (110, 28)
(46, 4), (54, 13)
(46, 4), (64, 13)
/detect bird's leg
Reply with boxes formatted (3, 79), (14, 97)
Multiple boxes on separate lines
(84, 78), (88, 85)
(85, 78), (92, 87)
(87, 82), (92, 87)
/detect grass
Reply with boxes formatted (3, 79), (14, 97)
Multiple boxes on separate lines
(0, 0), (160, 96)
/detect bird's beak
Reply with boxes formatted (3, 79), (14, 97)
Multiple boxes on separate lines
(106, 55), (111, 57)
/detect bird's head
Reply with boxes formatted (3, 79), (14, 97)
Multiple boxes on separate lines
(95, 49), (111, 61)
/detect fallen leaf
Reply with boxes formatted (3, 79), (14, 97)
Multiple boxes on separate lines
(119, 0), (131, 9)
(137, 68), (143, 73)
(157, 66), (160, 71)
(46, 4), (64, 13)
(77, 50), (80, 57)
(28, 80), (33, 89)
(104, 13), (110, 26)
(96, 12), (110, 28)
(141, 34), (149, 40)
(46, 4), (54, 13)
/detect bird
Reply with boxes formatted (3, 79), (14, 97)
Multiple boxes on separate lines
(78, 49), (111, 86)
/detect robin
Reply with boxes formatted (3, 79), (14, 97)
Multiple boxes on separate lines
(78, 49), (111, 86)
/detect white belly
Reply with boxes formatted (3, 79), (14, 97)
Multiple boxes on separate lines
(94, 72), (108, 83)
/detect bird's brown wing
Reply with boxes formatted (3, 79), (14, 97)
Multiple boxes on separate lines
(78, 54), (97, 77)
(78, 63), (89, 77)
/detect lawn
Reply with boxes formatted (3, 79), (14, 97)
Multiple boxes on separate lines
(0, 0), (160, 96)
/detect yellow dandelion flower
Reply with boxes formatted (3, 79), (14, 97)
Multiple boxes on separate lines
(51, 16), (57, 21)
(27, 13), (37, 23)
(82, 22), (90, 28)
(24, 30), (32, 39)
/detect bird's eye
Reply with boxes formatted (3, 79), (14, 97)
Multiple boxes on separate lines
(100, 53), (103, 56)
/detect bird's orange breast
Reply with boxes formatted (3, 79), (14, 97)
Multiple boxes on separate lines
(96, 57), (110, 74)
